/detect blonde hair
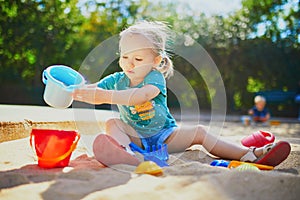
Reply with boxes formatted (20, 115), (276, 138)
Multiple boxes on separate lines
(119, 21), (174, 78)
(254, 95), (266, 103)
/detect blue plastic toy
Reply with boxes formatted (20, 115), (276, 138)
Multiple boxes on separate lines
(210, 160), (230, 167)
(129, 142), (169, 167)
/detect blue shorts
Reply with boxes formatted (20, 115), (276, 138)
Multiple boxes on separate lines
(139, 127), (177, 150)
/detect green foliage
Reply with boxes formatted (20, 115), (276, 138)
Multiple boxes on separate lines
(241, 0), (299, 47)
(0, 0), (84, 85)
(233, 92), (243, 108)
(247, 77), (265, 92)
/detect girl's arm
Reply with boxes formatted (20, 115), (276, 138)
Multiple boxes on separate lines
(73, 84), (160, 105)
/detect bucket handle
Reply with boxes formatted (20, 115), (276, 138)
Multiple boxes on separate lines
(30, 132), (81, 164)
(42, 70), (48, 85)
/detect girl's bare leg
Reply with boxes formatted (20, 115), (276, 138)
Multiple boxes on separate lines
(105, 118), (142, 148)
(92, 118), (141, 166)
(165, 125), (263, 160)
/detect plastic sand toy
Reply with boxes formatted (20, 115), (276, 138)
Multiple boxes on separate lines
(241, 130), (275, 148)
(210, 160), (274, 170)
(134, 161), (163, 176)
(42, 65), (85, 108)
(129, 142), (169, 167)
(235, 163), (260, 171)
(229, 160), (274, 170)
(30, 129), (80, 168)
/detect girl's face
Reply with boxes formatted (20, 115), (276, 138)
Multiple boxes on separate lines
(119, 33), (161, 86)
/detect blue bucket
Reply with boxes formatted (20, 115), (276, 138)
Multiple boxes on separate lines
(42, 65), (85, 108)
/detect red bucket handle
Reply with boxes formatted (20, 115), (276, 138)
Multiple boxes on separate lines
(30, 131), (80, 163)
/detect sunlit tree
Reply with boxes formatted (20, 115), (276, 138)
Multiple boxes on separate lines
(0, 0), (83, 86)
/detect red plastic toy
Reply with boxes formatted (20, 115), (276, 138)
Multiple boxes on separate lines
(241, 130), (275, 147)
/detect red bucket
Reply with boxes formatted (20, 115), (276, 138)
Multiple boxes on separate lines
(30, 129), (80, 168)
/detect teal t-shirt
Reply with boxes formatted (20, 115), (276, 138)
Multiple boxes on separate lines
(97, 70), (177, 136)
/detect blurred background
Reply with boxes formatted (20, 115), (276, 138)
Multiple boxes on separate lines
(0, 0), (299, 117)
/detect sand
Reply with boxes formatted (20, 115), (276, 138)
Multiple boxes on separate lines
(0, 105), (300, 200)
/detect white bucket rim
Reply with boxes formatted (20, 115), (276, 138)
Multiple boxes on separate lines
(42, 65), (85, 92)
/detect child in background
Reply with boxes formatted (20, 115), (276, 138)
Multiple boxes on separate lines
(248, 95), (270, 123)
(73, 21), (290, 167)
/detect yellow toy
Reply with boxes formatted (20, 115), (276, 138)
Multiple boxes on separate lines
(134, 161), (163, 176)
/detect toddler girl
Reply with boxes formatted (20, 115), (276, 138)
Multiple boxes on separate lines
(73, 21), (290, 167)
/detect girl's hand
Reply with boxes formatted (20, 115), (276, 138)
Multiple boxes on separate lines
(73, 84), (105, 105)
